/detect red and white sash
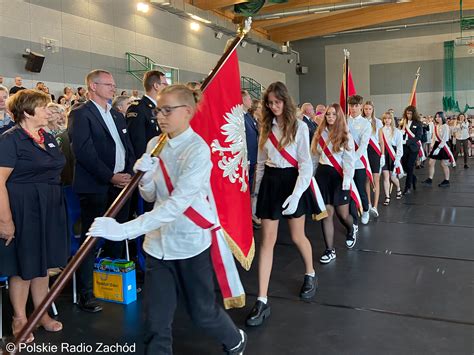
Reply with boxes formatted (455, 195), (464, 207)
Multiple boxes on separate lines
(318, 135), (363, 213)
(369, 137), (382, 157)
(268, 132), (327, 220)
(354, 141), (374, 184)
(434, 125), (455, 164)
(405, 124), (426, 161)
(159, 159), (245, 309)
(382, 130), (405, 178)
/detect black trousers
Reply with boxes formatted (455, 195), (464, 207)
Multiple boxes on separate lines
(144, 249), (240, 355)
(402, 146), (418, 190)
(77, 186), (131, 297)
(455, 139), (469, 165)
(350, 168), (369, 224)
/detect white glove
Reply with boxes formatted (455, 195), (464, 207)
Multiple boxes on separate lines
(87, 217), (128, 241)
(380, 155), (386, 168)
(133, 153), (159, 185)
(282, 194), (300, 215)
(432, 148), (440, 156)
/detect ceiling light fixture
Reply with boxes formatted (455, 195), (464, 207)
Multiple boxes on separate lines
(272, 53), (278, 58)
(136, 2), (150, 13)
(312, 10), (330, 14)
(386, 28), (401, 32)
(188, 13), (212, 24)
(257, 47), (264, 54)
(215, 31), (223, 39)
(240, 41), (247, 48)
(288, 58), (294, 64)
(190, 22), (200, 31)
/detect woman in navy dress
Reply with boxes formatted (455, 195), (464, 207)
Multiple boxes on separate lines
(0, 90), (68, 342)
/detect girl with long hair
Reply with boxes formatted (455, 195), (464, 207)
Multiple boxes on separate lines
(362, 101), (384, 217)
(311, 103), (356, 263)
(380, 112), (403, 205)
(246, 82), (318, 327)
(399, 105), (423, 194)
(422, 111), (455, 187)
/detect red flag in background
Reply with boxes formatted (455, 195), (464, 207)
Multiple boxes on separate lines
(339, 63), (356, 113)
(191, 49), (254, 308)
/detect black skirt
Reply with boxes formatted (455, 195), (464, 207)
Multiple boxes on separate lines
(315, 164), (350, 206)
(429, 141), (450, 160)
(382, 147), (396, 172)
(368, 144), (381, 173)
(256, 166), (316, 220)
(0, 182), (69, 280)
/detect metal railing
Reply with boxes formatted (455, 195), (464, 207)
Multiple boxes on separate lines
(241, 76), (264, 99)
(126, 52), (155, 82)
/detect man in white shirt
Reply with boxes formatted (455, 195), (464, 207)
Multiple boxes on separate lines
(347, 95), (371, 226)
(69, 70), (136, 313)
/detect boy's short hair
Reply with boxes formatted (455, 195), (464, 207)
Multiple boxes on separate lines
(347, 95), (363, 105)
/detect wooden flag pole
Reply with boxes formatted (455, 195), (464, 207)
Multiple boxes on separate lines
(344, 49), (350, 115)
(408, 67), (421, 106)
(10, 18), (252, 353)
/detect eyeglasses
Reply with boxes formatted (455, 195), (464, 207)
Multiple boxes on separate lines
(266, 100), (283, 108)
(94, 82), (116, 88)
(153, 105), (187, 117)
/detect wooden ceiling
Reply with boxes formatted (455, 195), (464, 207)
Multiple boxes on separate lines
(188, 0), (474, 43)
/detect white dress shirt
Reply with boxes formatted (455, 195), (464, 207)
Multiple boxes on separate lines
(367, 117), (383, 146)
(433, 124), (449, 148)
(255, 119), (313, 197)
(382, 127), (403, 162)
(455, 122), (470, 140)
(130, 127), (215, 260)
(313, 128), (355, 190)
(144, 94), (157, 107)
(91, 100), (126, 173)
(347, 115), (371, 170)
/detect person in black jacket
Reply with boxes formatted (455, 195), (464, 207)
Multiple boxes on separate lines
(126, 70), (167, 158)
(400, 105), (423, 194)
(69, 69), (135, 313)
(126, 71), (167, 216)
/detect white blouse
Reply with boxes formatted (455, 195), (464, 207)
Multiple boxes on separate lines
(255, 119), (313, 197)
(433, 124), (450, 148)
(382, 126), (403, 162)
(313, 128), (355, 190)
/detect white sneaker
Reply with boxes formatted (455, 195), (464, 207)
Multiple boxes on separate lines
(370, 207), (379, 218)
(319, 249), (336, 264)
(361, 211), (370, 224)
(345, 225), (358, 249)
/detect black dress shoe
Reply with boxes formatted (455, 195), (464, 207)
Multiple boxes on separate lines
(226, 329), (247, 355)
(245, 300), (270, 327)
(300, 275), (317, 300)
(78, 295), (103, 313)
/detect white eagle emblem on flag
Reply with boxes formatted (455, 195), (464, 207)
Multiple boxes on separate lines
(210, 104), (249, 192)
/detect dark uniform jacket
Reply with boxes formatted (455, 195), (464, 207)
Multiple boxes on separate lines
(404, 120), (423, 153)
(126, 95), (161, 158)
(244, 112), (259, 166)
